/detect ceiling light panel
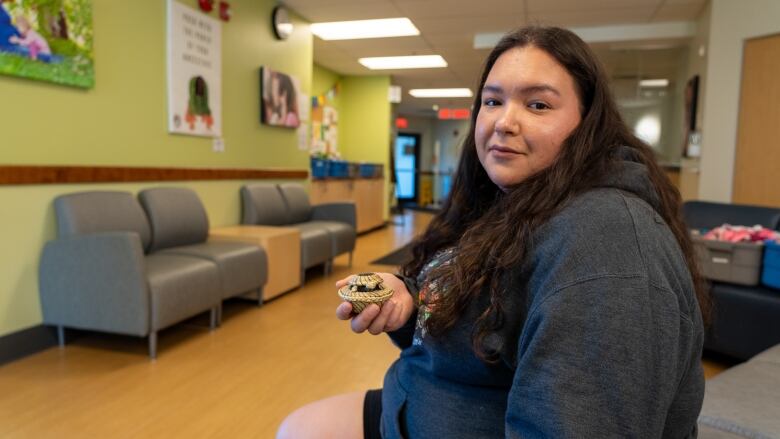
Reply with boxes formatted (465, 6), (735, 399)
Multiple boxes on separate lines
(639, 79), (669, 87)
(359, 55), (447, 70)
(409, 88), (473, 98)
(310, 18), (419, 40)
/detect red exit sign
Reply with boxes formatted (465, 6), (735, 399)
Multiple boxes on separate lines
(438, 108), (470, 120)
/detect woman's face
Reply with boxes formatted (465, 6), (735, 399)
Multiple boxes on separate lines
(475, 45), (582, 191)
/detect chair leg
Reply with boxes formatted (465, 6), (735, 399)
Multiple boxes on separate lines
(149, 332), (158, 360)
(257, 288), (263, 306)
(210, 307), (218, 330)
(300, 268), (306, 286)
(348, 252), (353, 267)
(57, 326), (65, 347)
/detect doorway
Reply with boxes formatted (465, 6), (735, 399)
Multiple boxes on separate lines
(733, 32), (780, 206)
(394, 133), (421, 204)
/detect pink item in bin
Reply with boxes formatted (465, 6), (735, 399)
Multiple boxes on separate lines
(702, 224), (780, 243)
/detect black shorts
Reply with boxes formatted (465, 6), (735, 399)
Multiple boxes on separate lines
(363, 388), (383, 439)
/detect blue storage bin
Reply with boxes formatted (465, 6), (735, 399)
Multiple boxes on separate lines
(347, 162), (360, 178)
(359, 163), (382, 178)
(310, 158), (329, 179)
(762, 241), (780, 289)
(329, 160), (349, 178)
(358, 163), (373, 178)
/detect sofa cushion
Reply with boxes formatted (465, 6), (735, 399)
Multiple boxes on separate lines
(698, 344), (780, 438)
(241, 184), (290, 226)
(145, 253), (221, 331)
(288, 223), (332, 269)
(705, 282), (780, 360)
(279, 183), (312, 224)
(303, 220), (356, 257)
(138, 187), (210, 253)
(161, 241), (267, 299)
(54, 191), (152, 250)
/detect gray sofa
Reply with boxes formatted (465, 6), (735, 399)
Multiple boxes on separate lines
(698, 343), (780, 438)
(682, 201), (780, 360)
(138, 187), (268, 310)
(241, 183), (356, 283)
(39, 190), (267, 358)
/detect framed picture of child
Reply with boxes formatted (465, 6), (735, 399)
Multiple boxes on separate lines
(0, 0), (94, 88)
(260, 67), (301, 128)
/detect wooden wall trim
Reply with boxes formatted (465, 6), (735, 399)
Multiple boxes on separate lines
(0, 165), (309, 185)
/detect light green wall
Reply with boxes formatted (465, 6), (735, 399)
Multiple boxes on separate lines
(339, 75), (391, 163)
(339, 75), (392, 218)
(312, 63), (341, 104)
(0, 0), (314, 336)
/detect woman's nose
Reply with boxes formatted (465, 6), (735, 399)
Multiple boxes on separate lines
(494, 106), (520, 135)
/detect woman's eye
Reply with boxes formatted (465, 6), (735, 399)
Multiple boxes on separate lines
(482, 98), (501, 107)
(528, 102), (550, 111)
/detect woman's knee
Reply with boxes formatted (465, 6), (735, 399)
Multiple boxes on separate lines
(276, 392), (366, 439)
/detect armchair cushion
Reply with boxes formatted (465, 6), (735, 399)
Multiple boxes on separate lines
(278, 183), (312, 224)
(138, 187), (209, 252)
(161, 241), (268, 299)
(302, 220), (356, 257)
(287, 223), (331, 269)
(54, 191), (151, 250)
(241, 183), (290, 226)
(145, 253), (221, 331)
(312, 202), (357, 229)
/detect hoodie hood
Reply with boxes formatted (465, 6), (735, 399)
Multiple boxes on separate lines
(597, 146), (661, 211)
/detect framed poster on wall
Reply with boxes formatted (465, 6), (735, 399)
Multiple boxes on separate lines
(167, 0), (222, 137)
(0, 0), (94, 88)
(260, 66), (301, 128)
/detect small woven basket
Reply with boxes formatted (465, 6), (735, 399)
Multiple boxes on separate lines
(338, 273), (394, 313)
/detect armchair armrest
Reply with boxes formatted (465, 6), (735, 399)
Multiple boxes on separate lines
(39, 231), (150, 336)
(312, 202), (357, 229)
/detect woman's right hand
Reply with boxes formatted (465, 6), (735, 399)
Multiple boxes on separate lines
(335, 273), (415, 335)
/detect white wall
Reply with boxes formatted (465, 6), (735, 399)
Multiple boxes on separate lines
(699, 0), (780, 202)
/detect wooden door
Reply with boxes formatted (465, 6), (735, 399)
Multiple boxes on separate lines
(732, 33), (780, 206)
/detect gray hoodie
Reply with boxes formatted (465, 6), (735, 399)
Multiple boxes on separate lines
(382, 150), (705, 438)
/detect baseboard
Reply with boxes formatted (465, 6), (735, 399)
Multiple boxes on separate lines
(0, 325), (58, 366)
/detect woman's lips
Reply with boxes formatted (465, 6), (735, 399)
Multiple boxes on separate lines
(488, 145), (523, 156)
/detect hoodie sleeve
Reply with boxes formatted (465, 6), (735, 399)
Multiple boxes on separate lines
(386, 274), (419, 349)
(504, 275), (700, 439)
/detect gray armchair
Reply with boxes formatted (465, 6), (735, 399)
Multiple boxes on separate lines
(138, 187), (268, 315)
(241, 183), (356, 283)
(39, 191), (222, 359)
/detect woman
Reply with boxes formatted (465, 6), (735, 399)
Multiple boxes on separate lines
(278, 26), (709, 438)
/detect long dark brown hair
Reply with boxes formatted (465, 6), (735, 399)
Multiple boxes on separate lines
(401, 26), (710, 361)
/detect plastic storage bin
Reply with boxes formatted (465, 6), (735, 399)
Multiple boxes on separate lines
(311, 158), (329, 179)
(693, 236), (764, 286)
(328, 160), (349, 178)
(359, 163), (383, 178)
(347, 162), (360, 178)
(762, 241), (780, 289)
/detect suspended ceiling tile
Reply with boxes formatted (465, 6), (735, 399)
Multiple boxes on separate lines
(413, 15), (524, 34)
(424, 32), (476, 48)
(651, 3), (707, 21)
(527, 7), (659, 27)
(395, 0), (523, 20)
(526, 0), (661, 13)
(283, 0), (401, 22)
(326, 35), (433, 57)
